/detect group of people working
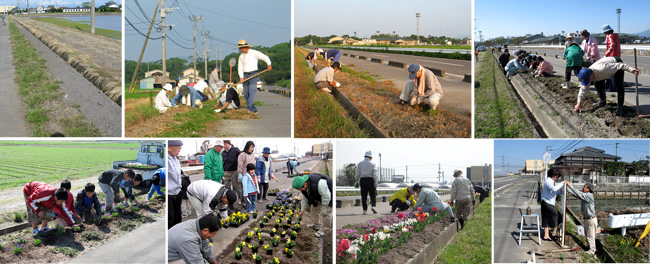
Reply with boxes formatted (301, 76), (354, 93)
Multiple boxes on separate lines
(154, 39), (271, 115)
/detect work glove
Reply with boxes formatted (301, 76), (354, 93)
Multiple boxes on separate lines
(214, 109), (222, 113)
(406, 200), (411, 206)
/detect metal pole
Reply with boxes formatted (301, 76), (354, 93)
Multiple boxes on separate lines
(128, 0), (161, 94)
(161, 0), (167, 86)
(191, 16), (202, 83)
(561, 185), (567, 247)
(203, 31), (209, 81)
(90, 0), (95, 34)
(635, 48), (639, 115)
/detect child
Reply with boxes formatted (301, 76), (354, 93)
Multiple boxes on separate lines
(180, 170), (192, 217)
(241, 163), (260, 213)
(56, 180), (80, 227)
(24, 181), (74, 236)
(119, 174), (144, 207)
(75, 183), (102, 222)
(146, 168), (166, 202)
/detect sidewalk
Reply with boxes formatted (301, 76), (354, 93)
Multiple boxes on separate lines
(212, 89), (290, 137)
(0, 21), (29, 136)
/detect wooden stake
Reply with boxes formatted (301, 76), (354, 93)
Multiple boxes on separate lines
(635, 48), (639, 115)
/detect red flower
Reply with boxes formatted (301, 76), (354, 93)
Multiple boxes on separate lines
(447, 201), (451, 204)
(371, 228), (376, 234)
(419, 218), (425, 223)
(398, 212), (404, 219)
(341, 239), (350, 250)
(432, 207), (437, 212)
(363, 234), (369, 241)
(417, 207), (422, 212)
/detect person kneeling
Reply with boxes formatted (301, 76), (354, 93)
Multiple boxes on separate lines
(398, 64), (444, 110)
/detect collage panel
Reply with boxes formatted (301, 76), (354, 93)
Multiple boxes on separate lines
(293, 0), (472, 138)
(0, 140), (166, 263)
(335, 139), (492, 264)
(494, 139), (650, 263)
(0, 2), (122, 137)
(124, 0), (291, 138)
(474, 0), (650, 139)
(166, 138), (333, 264)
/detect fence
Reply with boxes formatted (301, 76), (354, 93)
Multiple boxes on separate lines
(567, 175), (650, 185)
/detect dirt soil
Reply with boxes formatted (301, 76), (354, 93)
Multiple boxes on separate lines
(13, 17), (121, 104)
(301, 49), (470, 138)
(377, 216), (455, 263)
(0, 196), (165, 263)
(595, 208), (650, 220)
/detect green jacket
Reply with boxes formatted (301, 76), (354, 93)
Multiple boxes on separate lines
(204, 148), (224, 183)
(564, 44), (584, 68)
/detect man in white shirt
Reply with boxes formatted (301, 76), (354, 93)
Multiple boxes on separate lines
(313, 62), (341, 93)
(236, 39), (272, 114)
(155, 83), (173, 113)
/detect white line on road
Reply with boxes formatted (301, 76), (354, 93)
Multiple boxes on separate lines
(446, 73), (463, 78)
(373, 54), (389, 57)
(416, 59), (464, 67)
(494, 183), (512, 193)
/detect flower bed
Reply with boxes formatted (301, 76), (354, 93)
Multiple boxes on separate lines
(217, 192), (326, 263)
(336, 208), (455, 264)
(593, 208), (650, 262)
(118, 162), (160, 170)
(0, 195), (165, 263)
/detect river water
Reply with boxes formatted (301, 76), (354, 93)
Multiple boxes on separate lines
(568, 198), (649, 211)
(37, 14), (121, 31)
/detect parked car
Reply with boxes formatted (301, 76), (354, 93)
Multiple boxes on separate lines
(477, 46), (487, 52)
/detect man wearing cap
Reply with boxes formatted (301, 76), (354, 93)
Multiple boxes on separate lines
(204, 141), (224, 183)
(563, 180), (597, 255)
(168, 214), (220, 264)
(221, 140), (242, 209)
(355, 151), (378, 215)
(212, 82), (240, 113)
(256, 147), (277, 201)
(168, 140), (184, 229)
(603, 24), (621, 58)
(314, 61), (341, 93)
(186, 180), (237, 219)
(504, 54), (528, 79)
(412, 183), (453, 216)
(389, 184), (418, 213)
(451, 169), (475, 230)
(398, 64), (444, 110)
(580, 30), (600, 64)
(562, 43), (584, 89)
(236, 39), (272, 114)
(323, 49), (342, 67)
(292, 173), (332, 238)
(155, 83), (173, 113)
(564, 33), (577, 51)
(171, 83), (207, 108)
(574, 57), (640, 115)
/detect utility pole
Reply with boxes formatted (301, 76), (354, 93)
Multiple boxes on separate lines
(161, 0), (167, 86)
(191, 15), (203, 83)
(615, 142), (619, 157)
(128, 0), (161, 94)
(215, 44), (220, 80)
(616, 8), (621, 33)
(405, 166), (408, 183)
(415, 13), (421, 44)
(378, 153), (382, 182)
(26, 0), (28, 14)
(90, 0), (95, 34)
(437, 163), (441, 182)
(202, 30), (211, 81)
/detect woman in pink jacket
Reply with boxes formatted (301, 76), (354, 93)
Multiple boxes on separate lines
(580, 29), (600, 65)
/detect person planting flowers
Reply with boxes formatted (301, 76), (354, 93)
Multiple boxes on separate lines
(24, 181), (76, 236)
(186, 180), (237, 219)
(292, 173), (333, 238)
(389, 184), (418, 213)
(411, 183), (453, 217)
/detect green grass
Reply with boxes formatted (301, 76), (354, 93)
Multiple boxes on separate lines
(125, 88), (159, 100)
(125, 104), (160, 127)
(340, 66), (376, 83)
(8, 18), (101, 137)
(474, 51), (537, 138)
(155, 100), (224, 137)
(50, 246), (79, 257)
(33, 17), (121, 39)
(0, 145), (136, 190)
(603, 233), (646, 263)
(0, 141), (139, 148)
(437, 196), (491, 264)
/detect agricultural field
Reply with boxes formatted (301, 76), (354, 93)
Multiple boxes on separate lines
(0, 141), (140, 149)
(0, 144), (136, 190)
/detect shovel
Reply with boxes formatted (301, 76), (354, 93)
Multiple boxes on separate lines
(234, 69), (269, 86)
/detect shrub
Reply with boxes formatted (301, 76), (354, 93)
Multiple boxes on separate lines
(13, 212), (23, 223)
(33, 238), (42, 246)
(81, 231), (103, 241)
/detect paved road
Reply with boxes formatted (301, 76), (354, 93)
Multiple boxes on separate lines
(330, 46), (472, 54)
(16, 22), (121, 137)
(67, 217), (165, 263)
(519, 46), (650, 68)
(0, 20), (30, 136)
(335, 53), (472, 117)
(212, 89), (290, 137)
(336, 192), (451, 229)
(494, 175), (538, 190)
(180, 158), (322, 259)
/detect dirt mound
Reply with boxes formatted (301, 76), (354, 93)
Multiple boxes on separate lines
(377, 217), (454, 263)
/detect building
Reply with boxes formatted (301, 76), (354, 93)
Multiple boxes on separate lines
(0, 6), (16, 13)
(62, 7), (91, 12)
(524, 159), (548, 173)
(466, 164), (492, 187)
(376, 167), (395, 183)
(327, 36), (345, 43)
(553, 146), (621, 176)
(342, 38), (359, 45)
(175, 68), (204, 87)
(311, 142), (333, 158)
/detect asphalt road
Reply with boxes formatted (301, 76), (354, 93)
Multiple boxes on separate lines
(67, 217), (165, 264)
(180, 157), (323, 259)
(494, 175), (538, 190)
(334, 52), (472, 116)
(212, 89), (290, 137)
(519, 46), (650, 68)
(16, 21), (121, 137)
(0, 21), (29, 136)
(331, 46), (472, 54)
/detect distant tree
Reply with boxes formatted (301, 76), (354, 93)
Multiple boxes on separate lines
(82, 2), (91, 8)
(105, 1), (117, 6)
(337, 163), (357, 187)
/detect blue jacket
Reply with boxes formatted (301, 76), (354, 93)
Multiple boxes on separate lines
(255, 155), (273, 183)
(241, 173), (260, 196)
(155, 168), (166, 185)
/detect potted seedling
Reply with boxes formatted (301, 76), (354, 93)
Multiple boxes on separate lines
(285, 238), (296, 249)
(280, 230), (286, 238)
(252, 253), (262, 264)
(283, 223), (290, 230)
(268, 257), (280, 264)
(292, 224), (300, 232)
(274, 220), (280, 229)
(234, 247), (242, 260)
(285, 247), (294, 258)
(266, 203), (273, 209)
(290, 231), (298, 240)
(259, 221), (265, 228)
(252, 211), (258, 219)
(246, 232), (253, 242)
(269, 228), (276, 237)
(248, 243), (259, 254)
(263, 216), (269, 223)
(236, 241), (246, 250)
(270, 236), (280, 247)
(264, 244), (272, 255)
(258, 234), (265, 245)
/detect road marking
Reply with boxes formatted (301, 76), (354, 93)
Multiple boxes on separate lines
(495, 183), (512, 193)
(373, 54), (389, 57)
(416, 59), (464, 67)
(446, 73), (464, 78)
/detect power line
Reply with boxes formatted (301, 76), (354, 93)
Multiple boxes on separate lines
(125, 17), (162, 40)
(183, 2), (289, 30)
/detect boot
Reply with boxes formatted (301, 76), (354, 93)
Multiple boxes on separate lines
(459, 219), (465, 230)
(616, 93), (625, 116)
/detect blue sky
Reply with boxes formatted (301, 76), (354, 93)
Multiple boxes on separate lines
(125, 0), (290, 61)
(494, 140), (649, 173)
(295, 0), (470, 39)
(476, 0), (650, 40)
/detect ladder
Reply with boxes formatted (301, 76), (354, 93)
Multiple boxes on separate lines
(519, 214), (541, 246)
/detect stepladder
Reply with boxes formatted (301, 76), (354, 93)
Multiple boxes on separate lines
(519, 214), (541, 246)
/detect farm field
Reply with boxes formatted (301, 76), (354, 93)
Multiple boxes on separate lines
(0, 141), (140, 148)
(0, 144), (136, 190)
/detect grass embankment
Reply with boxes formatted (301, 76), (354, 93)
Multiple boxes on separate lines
(323, 44), (470, 50)
(33, 17), (120, 39)
(474, 51), (537, 138)
(294, 47), (370, 138)
(437, 196), (492, 264)
(315, 45), (471, 60)
(125, 88), (159, 100)
(0, 141), (139, 148)
(8, 18), (101, 137)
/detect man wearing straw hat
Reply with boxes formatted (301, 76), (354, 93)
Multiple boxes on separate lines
(236, 39), (272, 114)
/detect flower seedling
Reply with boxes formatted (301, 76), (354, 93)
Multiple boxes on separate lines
(264, 244), (272, 255)
(246, 232), (253, 242)
(252, 253), (262, 263)
(290, 231), (298, 239)
(236, 241), (246, 249)
(55, 226), (64, 238)
(17, 238), (26, 244)
(33, 238), (42, 246)
(268, 257), (280, 264)
(292, 223), (301, 231)
(258, 234), (265, 245)
(285, 238), (296, 249)
(248, 243), (259, 253)
(270, 236), (280, 247)
(252, 211), (258, 218)
(102, 215), (111, 221)
(12, 244), (22, 255)
(116, 205), (125, 211)
(285, 247), (294, 258)
(73, 225), (81, 232)
(270, 228), (276, 236)
(111, 212), (119, 217)
(281, 231), (287, 238)
(234, 247), (242, 260)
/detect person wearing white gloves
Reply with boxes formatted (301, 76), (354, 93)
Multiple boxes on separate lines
(155, 84), (173, 113)
(186, 180), (237, 219)
(389, 184), (418, 213)
(313, 61), (341, 93)
(212, 81), (240, 113)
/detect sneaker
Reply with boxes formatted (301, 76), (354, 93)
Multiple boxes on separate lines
(363, 210), (367, 215)
(371, 207), (377, 214)
(40, 226), (53, 233)
(195, 99), (203, 108)
(561, 83), (568, 89)
(314, 231), (326, 238)
(592, 101), (606, 108)
(308, 224), (321, 230)
(395, 99), (407, 105)
(410, 97), (417, 106)
(321, 88), (332, 93)
(32, 228), (40, 237)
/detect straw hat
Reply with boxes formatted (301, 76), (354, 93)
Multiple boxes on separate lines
(235, 39), (254, 49)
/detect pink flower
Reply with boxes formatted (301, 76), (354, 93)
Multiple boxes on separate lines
(417, 207), (422, 212)
(341, 239), (350, 250)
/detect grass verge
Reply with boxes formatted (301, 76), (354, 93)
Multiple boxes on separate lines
(33, 17), (120, 39)
(156, 99), (257, 137)
(125, 104), (160, 127)
(8, 18), (101, 137)
(603, 233), (646, 263)
(474, 51), (537, 138)
(437, 196), (491, 264)
(294, 48), (370, 138)
(125, 88), (159, 100)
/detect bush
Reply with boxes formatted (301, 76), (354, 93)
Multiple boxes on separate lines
(81, 231), (103, 241)
(276, 79), (291, 88)
(13, 212), (23, 223)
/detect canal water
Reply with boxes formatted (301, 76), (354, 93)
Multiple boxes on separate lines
(568, 198), (649, 211)
(37, 14), (121, 31)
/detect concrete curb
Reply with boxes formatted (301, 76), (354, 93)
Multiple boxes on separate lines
(336, 191), (452, 208)
(331, 86), (390, 138)
(265, 87), (291, 97)
(12, 16), (121, 106)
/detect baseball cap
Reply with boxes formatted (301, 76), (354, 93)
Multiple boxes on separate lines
(579, 68), (592, 86)
(407, 64), (420, 80)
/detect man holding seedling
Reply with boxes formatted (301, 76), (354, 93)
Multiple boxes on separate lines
(97, 168), (136, 215)
(313, 61), (341, 93)
(292, 173), (333, 238)
(24, 181), (75, 236)
(389, 183), (418, 213)
(204, 140), (225, 183)
(397, 64), (444, 110)
(168, 214), (220, 264)
(186, 180), (237, 219)
(237, 39), (272, 114)
(75, 183), (102, 222)
(119, 173), (144, 207)
(451, 170), (475, 230)
(411, 183), (453, 216)
(355, 151), (378, 215)
(563, 180), (597, 255)
(574, 57), (640, 115)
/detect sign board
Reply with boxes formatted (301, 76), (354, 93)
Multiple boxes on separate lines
(229, 58), (236, 67)
(543, 152), (551, 164)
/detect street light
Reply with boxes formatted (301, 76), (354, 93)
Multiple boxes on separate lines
(378, 153), (382, 182)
